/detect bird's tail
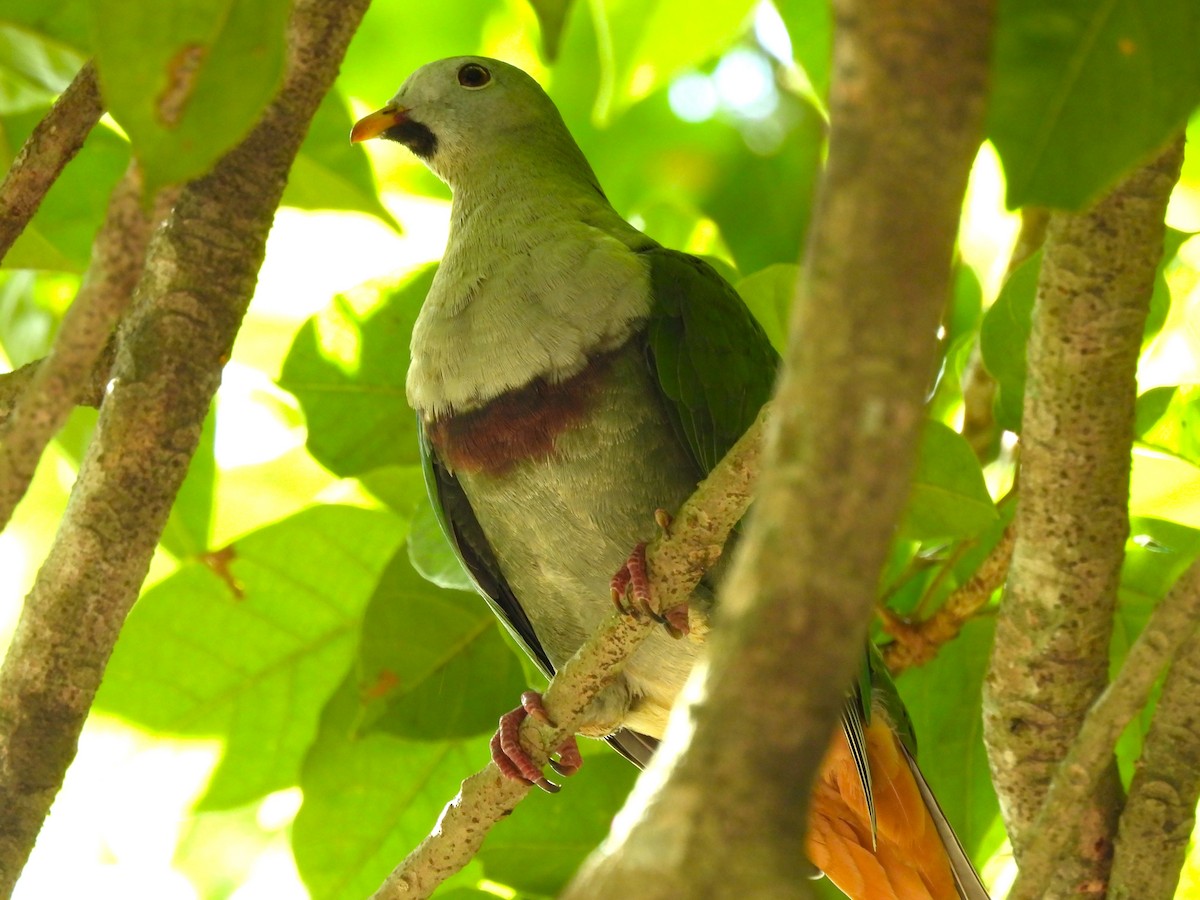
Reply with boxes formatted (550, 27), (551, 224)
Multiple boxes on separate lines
(805, 718), (991, 900)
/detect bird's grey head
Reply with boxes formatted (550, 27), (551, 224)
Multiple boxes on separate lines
(351, 56), (596, 190)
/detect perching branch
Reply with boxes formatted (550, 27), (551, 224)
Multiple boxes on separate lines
(562, 0), (993, 896)
(369, 404), (767, 900)
(1006, 554), (1200, 900)
(982, 136), (1185, 898)
(0, 358), (107, 430)
(0, 2), (370, 893)
(0, 62), (103, 264)
(1108, 625), (1200, 900)
(0, 164), (172, 534)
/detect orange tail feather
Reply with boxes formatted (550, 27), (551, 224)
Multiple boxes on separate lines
(806, 718), (960, 900)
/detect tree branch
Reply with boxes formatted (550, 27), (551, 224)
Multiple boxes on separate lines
(369, 405), (766, 900)
(1006, 554), (1200, 900)
(0, 2), (369, 892)
(982, 136), (1184, 897)
(1107, 625), (1200, 900)
(0, 164), (172, 533)
(881, 521), (1015, 674)
(561, 0), (993, 896)
(0, 61), (103, 264)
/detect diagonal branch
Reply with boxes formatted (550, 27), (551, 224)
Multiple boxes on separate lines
(0, 1), (370, 893)
(1107, 623), (1200, 900)
(0, 164), (173, 534)
(369, 405), (767, 900)
(982, 135), (1184, 897)
(0, 61), (103, 264)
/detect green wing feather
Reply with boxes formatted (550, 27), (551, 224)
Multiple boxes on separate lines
(641, 247), (778, 476)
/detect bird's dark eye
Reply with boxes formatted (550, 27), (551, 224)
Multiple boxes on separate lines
(457, 63), (492, 89)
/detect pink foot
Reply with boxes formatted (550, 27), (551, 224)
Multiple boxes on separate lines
(490, 691), (582, 793)
(610, 542), (689, 638)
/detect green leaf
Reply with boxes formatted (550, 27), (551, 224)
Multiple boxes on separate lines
(159, 403), (216, 559)
(989, 0), (1200, 209)
(1, 108), (129, 272)
(1135, 384), (1200, 467)
(1144, 228), (1193, 346)
(94, 505), (406, 809)
(294, 679), (488, 900)
(0, 22), (86, 97)
(979, 249), (1041, 432)
(774, 0), (833, 99)
(596, 0), (758, 117)
(356, 549), (525, 740)
(735, 263), (796, 353)
(902, 421), (998, 541)
(896, 618), (1003, 864)
(408, 500), (474, 592)
(279, 267), (432, 478)
(281, 87), (400, 230)
(479, 753), (638, 895)
(0, 0), (91, 53)
(87, 0), (289, 192)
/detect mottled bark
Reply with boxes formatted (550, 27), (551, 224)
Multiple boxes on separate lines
(0, 2), (370, 894)
(370, 407), (765, 900)
(1006, 555), (1200, 900)
(983, 137), (1184, 899)
(0, 62), (102, 264)
(0, 166), (172, 533)
(1108, 628), (1200, 899)
(562, 0), (994, 896)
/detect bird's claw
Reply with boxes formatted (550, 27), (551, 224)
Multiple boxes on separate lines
(490, 691), (582, 793)
(610, 542), (689, 638)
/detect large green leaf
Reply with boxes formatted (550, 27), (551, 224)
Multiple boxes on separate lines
(0, 22), (86, 98)
(159, 402), (216, 559)
(294, 678), (488, 900)
(407, 499), (474, 592)
(979, 250), (1041, 433)
(87, 0), (289, 193)
(1, 106), (129, 272)
(94, 505), (406, 809)
(0, 0), (91, 53)
(279, 267), (431, 478)
(356, 549), (525, 741)
(896, 618), (1002, 863)
(1135, 384), (1200, 470)
(773, 0), (833, 99)
(989, 0), (1200, 209)
(736, 263), (796, 354)
(901, 421), (998, 541)
(478, 753), (638, 895)
(594, 0), (758, 117)
(281, 87), (400, 230)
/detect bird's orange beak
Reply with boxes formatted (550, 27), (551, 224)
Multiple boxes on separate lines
(350, 104), (407, 143)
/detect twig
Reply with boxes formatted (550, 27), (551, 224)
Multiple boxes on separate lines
(881, 522), (1015, 673)
(0, 165), (173, 533)
(0, 62), (103, 264)
(1006, 555), (1200, 900)
(369, 405), (767, 900)
(1107, 625), (1200, 900)
(0, 2), (370, 892)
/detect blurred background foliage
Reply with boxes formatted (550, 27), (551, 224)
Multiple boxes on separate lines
(0, 0), (1199, 897)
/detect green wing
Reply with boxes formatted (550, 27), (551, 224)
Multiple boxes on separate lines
(640, 248), (779, 476)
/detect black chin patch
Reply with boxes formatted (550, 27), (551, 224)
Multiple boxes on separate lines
(382, 119), (438, 159)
